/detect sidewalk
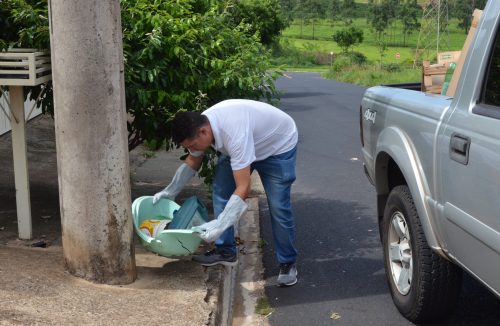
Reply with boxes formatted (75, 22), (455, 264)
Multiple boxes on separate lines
(0, 115), (266, 325)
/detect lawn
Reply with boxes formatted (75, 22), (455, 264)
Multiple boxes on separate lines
(281, 18), (467, 65)
(274, 16), (467, 86)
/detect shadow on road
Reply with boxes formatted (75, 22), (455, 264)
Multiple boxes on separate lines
(260, 194), (500, 325)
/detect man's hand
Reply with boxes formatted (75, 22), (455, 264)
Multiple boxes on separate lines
(152, 189), (175, 204)
(192, 219), (222, 241)
(192, 194), (248, 242)
(152, 163), (196, 204)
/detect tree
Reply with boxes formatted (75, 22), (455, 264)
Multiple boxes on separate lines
(228, 0), (290, 46)
(453, 0), (487, 34)
(368, 0), (391, 40)
(398, 0), (421, 46)
(121, 0), (282, 151)
(302, 0), (324, 40)
(293, 0), (306, 38)
(341, 0), (356, 26)
(367, 0), (390, 67)
(376, 34), (388, 68)
(384, 0), (399, 44)
(0, 1), (52, 116)
(326, 0), (341, 25)
(332, 26), (364, 53)
(278, 0), (297, 25)
(0, 0), (282, 152)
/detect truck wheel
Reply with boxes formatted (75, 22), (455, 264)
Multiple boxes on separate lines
(382, 185), (462, 323)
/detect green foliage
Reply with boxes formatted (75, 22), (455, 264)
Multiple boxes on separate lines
(228, 0), (290, 46)
(398, 0), (421, 46)
(339, 51), (367, 64)
(376, 36), (388, 68)
(270, 38), (317, 67)
(341, 0), (357, 25)
(382, 62), (401, 72)
(0, 0), (52, 116)
(325, 0), (341, 22)
(324, 63), (420, 86)
(332, 56), (354, 72)
(1, 0), (284, 189)
(332, 26), (364, 53)
(282, 16), (467, 53)
(0, 0), (282, 153)
(302, 0), (325, 20)
(255, 297), (273, 316)
(120, 0), (282, 150)
(452, 0), (487, 34)
(0, 0), (50, 50)
(368, 0), (391, 37)
(331, 52), (366, 72)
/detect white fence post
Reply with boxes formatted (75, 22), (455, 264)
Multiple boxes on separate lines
(9, 85), (32, 239)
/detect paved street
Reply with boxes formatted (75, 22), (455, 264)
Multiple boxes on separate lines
(259, 72), (500, 325)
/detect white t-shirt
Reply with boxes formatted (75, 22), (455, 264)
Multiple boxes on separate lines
(202, 99), (298, 170)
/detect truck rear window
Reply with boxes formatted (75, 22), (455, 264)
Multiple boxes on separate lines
(484, 29), (500, 106)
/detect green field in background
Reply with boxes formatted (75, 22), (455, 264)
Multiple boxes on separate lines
(281, 18), (467, 64)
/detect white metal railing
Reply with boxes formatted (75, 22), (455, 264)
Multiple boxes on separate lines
(0, 48), (51, 86)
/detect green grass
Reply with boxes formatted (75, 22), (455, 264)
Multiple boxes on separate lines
(273, 16), (467, 85)
(324, 64), (421, 86)
(282, 66), (329, 73)
(258, 238), (268, 248)
(278, 18), (467, 65)
(355, 0), (428, 3)
(284, 18), (467, 48)
(283, 38), (417, 64)
(255, 297), (273, 316)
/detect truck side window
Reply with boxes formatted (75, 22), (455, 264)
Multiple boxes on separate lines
(483, 29), (500, 106)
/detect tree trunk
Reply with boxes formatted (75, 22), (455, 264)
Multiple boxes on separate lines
(48, 0), (136, 284)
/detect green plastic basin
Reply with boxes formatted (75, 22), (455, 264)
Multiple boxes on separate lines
(131, 196), (203, 257)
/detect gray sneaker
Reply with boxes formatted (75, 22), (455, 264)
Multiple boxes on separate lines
(192, 248), (237, 267)
(277, 263), (298, 287)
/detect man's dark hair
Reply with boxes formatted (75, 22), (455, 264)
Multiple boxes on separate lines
(171, 111), (208, 145)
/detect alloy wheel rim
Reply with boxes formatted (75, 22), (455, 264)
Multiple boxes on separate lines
(388, 211), (412, 295)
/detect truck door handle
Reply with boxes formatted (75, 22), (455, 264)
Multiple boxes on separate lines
(449, 133), (470, 165)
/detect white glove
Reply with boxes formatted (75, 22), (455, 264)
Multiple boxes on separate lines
(152, 163), (196, 204)
(192, 219), (220, 236)
(192, 194), (248, 242)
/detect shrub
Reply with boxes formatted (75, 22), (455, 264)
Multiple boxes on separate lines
(382, 63), (402, 72)
(332, 56), (354, 72)
(270, 39), (317, 66)
(332, 26), (364, 53)
(337, 51), (367, 65)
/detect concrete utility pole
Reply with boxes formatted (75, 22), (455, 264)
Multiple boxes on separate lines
(48, 0), (136, 284)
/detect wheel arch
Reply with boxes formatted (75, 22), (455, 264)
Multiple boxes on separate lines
(374, 127), (442, 252)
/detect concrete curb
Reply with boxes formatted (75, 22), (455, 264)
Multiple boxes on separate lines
(229, 173), (269, 326)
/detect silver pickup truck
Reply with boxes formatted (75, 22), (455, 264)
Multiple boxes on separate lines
(360, 1), (500, 323)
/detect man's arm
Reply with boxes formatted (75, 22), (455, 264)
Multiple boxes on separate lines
(185, 153), (204, 171)
(152, 153), (204, 204)
(232, 166), (251, 200)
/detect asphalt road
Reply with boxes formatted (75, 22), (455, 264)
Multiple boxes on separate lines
(259, 72), (500, 326)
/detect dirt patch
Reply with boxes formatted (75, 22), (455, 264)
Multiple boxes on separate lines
(0, 245), (213, 326)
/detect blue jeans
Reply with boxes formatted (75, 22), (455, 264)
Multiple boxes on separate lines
(213, 147), (298, 264)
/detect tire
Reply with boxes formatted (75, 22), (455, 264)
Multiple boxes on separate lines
(382, 185), (462, 323)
